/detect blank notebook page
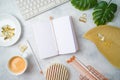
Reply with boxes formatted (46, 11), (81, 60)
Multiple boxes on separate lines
(53, 16), (78, 54)
(32, 21), (58, 59)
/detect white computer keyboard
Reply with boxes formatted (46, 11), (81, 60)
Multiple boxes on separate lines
(16, 0), (69, 20)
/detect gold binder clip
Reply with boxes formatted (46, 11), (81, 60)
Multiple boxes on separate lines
(97, 33), (112, 47)
(97, 33), (105, 41)
(79, 13), (87, 23)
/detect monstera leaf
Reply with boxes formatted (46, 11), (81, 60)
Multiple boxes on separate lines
(93, 1), (117, 26)
(71, 0), (97, 10)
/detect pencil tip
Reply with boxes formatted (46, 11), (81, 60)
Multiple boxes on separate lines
(40, 70), (43, 74)
(49, 16), (53, 20)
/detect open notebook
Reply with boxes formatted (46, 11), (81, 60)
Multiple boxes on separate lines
(32, 16), (78, 59)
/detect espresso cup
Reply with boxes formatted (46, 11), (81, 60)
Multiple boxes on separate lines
(7, 55), (28, 75)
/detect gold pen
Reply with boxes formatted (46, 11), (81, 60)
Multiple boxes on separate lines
(67, 56), (105, 80)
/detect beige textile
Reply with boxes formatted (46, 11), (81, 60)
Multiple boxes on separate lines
(84, 25), (120, 69)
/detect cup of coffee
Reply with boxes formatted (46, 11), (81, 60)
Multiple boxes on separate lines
(7, 55), (28, 75)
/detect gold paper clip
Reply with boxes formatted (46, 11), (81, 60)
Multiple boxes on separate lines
(79, 13), (87, 23)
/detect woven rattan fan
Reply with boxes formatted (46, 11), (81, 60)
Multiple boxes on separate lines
(84, 25), (120, 69)
(46, 63), (69, 80)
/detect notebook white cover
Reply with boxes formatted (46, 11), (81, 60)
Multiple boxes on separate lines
(32, 16), (78, 59)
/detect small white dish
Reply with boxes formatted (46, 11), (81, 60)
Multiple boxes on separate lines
(0, 14), (21, 46)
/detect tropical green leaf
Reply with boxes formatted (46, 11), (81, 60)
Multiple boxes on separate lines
(71, 0), (97, 11)
(93, 1), (117, 26)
